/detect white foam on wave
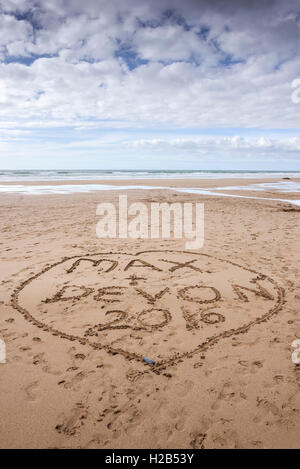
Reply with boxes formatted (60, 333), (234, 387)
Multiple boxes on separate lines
(0, 170), (300, 182)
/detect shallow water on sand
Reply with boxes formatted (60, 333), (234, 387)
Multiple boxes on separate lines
(0, 181), (299, 206)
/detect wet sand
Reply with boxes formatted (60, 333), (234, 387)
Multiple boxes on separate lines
(0, 178), (299, 448)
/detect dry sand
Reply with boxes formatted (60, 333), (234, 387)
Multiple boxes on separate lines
(0, 178), (299, 449)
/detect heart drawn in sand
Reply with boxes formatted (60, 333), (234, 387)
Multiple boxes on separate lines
(12, 250), (284, 371)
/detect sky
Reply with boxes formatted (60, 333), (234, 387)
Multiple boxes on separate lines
(0, 0), (300, 170)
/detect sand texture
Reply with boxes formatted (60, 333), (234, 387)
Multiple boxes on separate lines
(0, 179), (299, 448)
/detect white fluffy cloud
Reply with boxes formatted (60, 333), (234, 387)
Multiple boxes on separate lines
(0, 0), (299, 168)
(126, 135), (300, 155)
(0, 0), (299, 126)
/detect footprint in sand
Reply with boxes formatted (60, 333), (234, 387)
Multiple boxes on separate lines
(31, 352), (62, 376)
(32, 352), (45, 365)
(174, 380), (194, 398)
(211, 430), (240, 449)
(23, 381), (39, 402)
(55, 402), (88, 436)
(58, 370), (95, 390)
(238, 359), (264, 374)
(86, 434), (109, 448)
(74, 353), (86, 360)
(190, 432), (207, 449)
(211, 382), (238, 411)
(97, 402), (142, 438)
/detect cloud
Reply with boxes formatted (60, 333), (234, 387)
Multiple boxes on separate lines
(132, 24), (212, 63)
(0, 0), (299, 168)
(126, 135), (300, 155)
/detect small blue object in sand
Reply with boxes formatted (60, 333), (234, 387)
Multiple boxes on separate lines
(143, 357), (155, 365)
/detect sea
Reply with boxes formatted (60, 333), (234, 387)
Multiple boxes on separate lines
(0, 169), (299, 182)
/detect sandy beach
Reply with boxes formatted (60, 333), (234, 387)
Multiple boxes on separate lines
(0, 177), (299, 449)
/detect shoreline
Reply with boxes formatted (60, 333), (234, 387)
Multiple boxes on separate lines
(1, 176), (300, 187)
(0, 177), (299, 206)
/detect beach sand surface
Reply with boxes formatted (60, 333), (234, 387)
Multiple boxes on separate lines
(0, 178), (299, 449)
